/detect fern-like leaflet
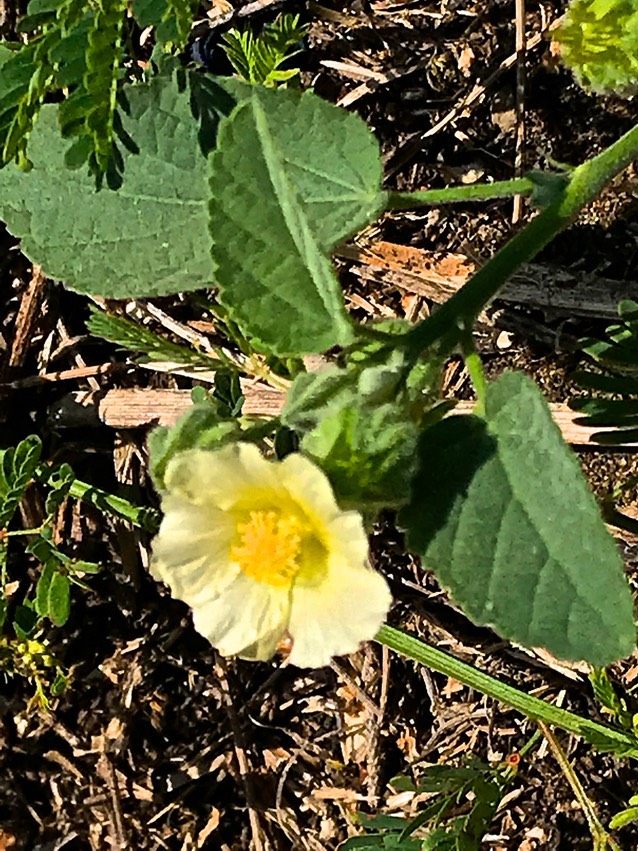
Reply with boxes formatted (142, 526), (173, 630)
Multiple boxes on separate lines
(571, 299), (638, 444)
(0, 0), (199, 178)
(87, 306), (227, 369)
(571, 300), (638, 536)
(221, 13), (308, 87)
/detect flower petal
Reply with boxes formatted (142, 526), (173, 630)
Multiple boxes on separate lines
(191, 572), (292, 661)
(279, 452), (342, 524)
(151, 494), (239, 606)
(165, 444), (283, 511)
(323, 510), (370, 566)
(151, 444), (391, 668)
(288, 557), (392, 668)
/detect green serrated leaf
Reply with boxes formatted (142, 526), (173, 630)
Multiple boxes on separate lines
(209, 86), (384, 354)
(47, 571), (71, 625)
(221, 13), (308, 88)
(554, 0), (638, 95)
(400, 371), (635, 666)
(0, 72), (237, 298)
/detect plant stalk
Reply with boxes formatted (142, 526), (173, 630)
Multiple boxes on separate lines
(386, 177), (535, 210)
(539, 721), (622, 851)
(68, 480), (160, 532)
(403, 122), (638, 358)
(376, 624), (638, 757)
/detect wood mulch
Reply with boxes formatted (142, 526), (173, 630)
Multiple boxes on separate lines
(2, 1), (638, 849)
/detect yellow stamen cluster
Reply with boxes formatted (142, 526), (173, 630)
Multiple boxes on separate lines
(231, 510), (303, 586)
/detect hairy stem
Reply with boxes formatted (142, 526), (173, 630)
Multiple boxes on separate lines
(376, 624), (638, 757)
(403, 122), (638, 359)
(539, 722), (622, 851)
(386, 177), (534, 210)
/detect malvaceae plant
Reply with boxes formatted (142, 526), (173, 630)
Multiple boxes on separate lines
(150, 443), (391, 667)
(1, 0), (638, 751)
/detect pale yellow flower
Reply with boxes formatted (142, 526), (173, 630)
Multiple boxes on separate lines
(151, 443), (392, 667)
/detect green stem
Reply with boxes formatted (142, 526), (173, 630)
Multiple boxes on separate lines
(403, 122), (638, 359)
(386, 177), (535, 210)
(539, 722), (622, 851)
(376, 624), (638, 757)
(460, 325), (487, 416)
(2, 526), (45, 537)
(68, 480), (160, 533)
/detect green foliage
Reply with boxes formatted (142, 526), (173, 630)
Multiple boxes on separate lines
(133, 0), (197, 47)
(29, 532), (100, 627)
(162, 0), (197, 46)
(301, 403), (417, 509)
(0, 433), (159, 705)
(0, 434), (42, 527)
(0, 0), (202, 177)
(0, 72), (237, 298)
(571, 300), (638, 444)
(35, 564), (71, 626)
(0, 634), (67, 707)
(149, 393), (243, 490)
(282, 332), (443, 509)
(0, 437), (100, 703)
(76, 0), (127, 174)
(209, 84), (385, 354)
(590, 667), (636, 731)
(1, 0), (127, 176)
(87, 306), (226, 368)
(554, 0), (638, 94)
(0, 0), (637, 730)
(610, 794), (638, 829)
(400, 370), (635, 666)
(528, 169), (571, 208)
(341, 759), (508, 851)
(222, 13), (308, 87)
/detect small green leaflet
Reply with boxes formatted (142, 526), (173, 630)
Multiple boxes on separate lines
(47, 571), (71, 626)
(0, 434), (42, 527)
(209, 86), (385, 354)
(400, 371), (635, 666)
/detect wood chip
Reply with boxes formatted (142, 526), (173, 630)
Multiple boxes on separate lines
(50, 387), (638, 448)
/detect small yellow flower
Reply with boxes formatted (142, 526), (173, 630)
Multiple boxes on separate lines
(151, 443), (392, 668)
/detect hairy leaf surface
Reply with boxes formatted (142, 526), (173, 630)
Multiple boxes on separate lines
(302, 400), (418, 509)
(400, 371), (635, 666)
(209, 86), (384, 353)
(0, 73), (234, 297)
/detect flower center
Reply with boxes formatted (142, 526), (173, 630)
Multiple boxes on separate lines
(231, 510), (302, 587)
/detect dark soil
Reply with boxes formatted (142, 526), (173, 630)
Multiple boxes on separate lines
(2, 1), (638, 849)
